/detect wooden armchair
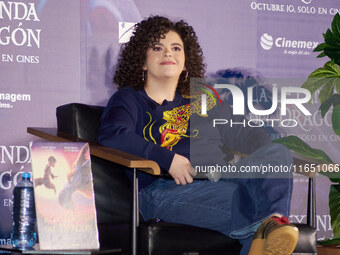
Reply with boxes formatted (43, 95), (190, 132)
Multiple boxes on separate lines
(27, 103), (317, 255)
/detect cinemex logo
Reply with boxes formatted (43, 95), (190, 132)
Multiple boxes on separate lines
(260, 33), (274, 50)
(260, 33), (318, 51)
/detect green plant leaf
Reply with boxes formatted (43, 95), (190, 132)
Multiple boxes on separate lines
(315, 14), (340, 64)
(314, 42), (328, 52)
(302, 62), (340, 102)
(310, 62), (340, 77)
(317, 52), (327, 58)
(273, 136), (333, 163)
(320, 100), (333, 118)
(329, 184), (340, 237)
(325, 50), (340, 65)
(332, 104), (340, 135)
(319, 237), (340, 246)
(302, 78), (333, 104)
(332, 13), (340, 38)
(325, 61), (340, 73)
(319, 94), (340, 117)
(302, 77), (331, 97)
(325, 28), (340, 47)
(319, 79), (336, 103)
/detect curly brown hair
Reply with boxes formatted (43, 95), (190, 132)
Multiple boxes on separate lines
(114, 15), (205, 96)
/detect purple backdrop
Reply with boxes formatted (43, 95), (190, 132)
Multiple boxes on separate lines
(0, 0), (339, 242)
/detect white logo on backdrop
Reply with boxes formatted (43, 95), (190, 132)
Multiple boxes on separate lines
(260, 33), (274, 50)
(260, 33), (318, 51)
(301, 0), (312, 4)
(118, 22), (136, 44)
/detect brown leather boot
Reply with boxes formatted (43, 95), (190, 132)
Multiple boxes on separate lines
(248, 216), (299, 255)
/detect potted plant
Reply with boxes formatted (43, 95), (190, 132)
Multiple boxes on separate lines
(274, 13), (340, 244)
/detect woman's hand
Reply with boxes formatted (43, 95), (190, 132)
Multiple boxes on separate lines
(169, 153), (196, 185)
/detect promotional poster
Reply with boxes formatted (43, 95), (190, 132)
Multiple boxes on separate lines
(30, 142), (99, 250)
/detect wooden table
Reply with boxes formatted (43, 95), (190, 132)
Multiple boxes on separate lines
(0, 244), (121, 254)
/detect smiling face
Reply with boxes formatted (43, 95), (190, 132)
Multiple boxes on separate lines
(143, 30), (186, 84)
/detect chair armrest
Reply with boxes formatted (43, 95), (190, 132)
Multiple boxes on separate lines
(27, 127), (160, 176)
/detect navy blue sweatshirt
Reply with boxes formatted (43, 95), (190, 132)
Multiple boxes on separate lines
(98, 87), (271, 189)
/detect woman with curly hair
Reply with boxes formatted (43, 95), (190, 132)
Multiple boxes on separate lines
(113, 16), (204, 96)
(98, 16), (298, 255)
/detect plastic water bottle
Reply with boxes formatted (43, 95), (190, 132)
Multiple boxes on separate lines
(11, 172), (37, 249)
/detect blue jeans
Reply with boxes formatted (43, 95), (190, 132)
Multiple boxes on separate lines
(139, 143), (293, 255)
